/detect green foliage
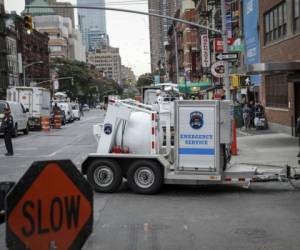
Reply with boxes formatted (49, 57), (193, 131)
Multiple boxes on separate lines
(136, 73), (154, 87)
(50, 58), (122, 103)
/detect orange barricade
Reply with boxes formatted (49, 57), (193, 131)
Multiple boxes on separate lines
(53, 114), (61, 129)
(231, 119), (238, 155)
(41, 116), (50, 132)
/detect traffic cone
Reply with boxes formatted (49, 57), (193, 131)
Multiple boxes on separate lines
(231, 119), (238, 155)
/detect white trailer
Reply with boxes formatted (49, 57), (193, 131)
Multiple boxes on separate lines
(7, 87), (51, 130)
(81, 99), (300, 194)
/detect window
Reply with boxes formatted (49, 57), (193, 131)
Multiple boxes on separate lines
(49, 46), (62, 52)
(293, 0), (300, 32)
(264, 1), (287, 44)
(266, 74), (288, 108)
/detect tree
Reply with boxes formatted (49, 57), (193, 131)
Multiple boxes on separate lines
(50, 58), (121, 104)
(136, 73), (154, 87)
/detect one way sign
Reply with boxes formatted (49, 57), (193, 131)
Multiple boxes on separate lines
(216, 52), (239, 61)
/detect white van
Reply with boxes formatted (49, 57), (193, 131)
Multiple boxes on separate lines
(71, 103), (81, 120)
(57, 102), (74, 123)
(0, 101), (29, 136)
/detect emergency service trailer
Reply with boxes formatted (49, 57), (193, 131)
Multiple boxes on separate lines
(81, 100), (300, 194)
(7, 87), (51, 130)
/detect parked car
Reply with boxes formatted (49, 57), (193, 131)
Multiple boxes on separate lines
(0, 100), (29, 137)
(82, 104), (90, 111)
(71, 103), (81, 120)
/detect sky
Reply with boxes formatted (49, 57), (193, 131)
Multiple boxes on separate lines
(3, 0), (151, 77)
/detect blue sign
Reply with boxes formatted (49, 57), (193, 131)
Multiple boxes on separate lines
(243, 0), (261, 86)
(104, 123), (112, 135)
(190, 112), (204, 130)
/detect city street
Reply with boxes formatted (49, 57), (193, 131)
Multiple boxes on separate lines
(0, 109), (300, 249)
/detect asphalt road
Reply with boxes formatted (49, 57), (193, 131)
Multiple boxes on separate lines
(1, 109), (300, 250)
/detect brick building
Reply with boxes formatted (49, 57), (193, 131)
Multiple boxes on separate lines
(251, 0), (300, 135)
(0, 0), (8, 98)
(148, 0), (181, 73)
(9, 14), (50, 85)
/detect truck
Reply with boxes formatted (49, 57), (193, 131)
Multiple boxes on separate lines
(81, 99), (300, 194)
(7, 87), (51, 130)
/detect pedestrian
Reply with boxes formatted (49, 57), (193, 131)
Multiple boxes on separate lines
(255, 102), (264, 114)
(249, 100), (255, 128)
(79, 103), (84, 117)
(1, 108), (14, 156)
(242, 103), (251, 130)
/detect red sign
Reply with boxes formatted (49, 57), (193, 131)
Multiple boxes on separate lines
(6, 160), (93, 250)
(214, 38), (235, 52)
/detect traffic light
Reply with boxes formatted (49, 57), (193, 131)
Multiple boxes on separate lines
(24, 15), (33, 34)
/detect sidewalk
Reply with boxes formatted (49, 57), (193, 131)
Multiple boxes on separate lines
(232, 131), (299, 168)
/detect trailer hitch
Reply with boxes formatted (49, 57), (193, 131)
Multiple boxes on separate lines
(0, 182), (15, 224)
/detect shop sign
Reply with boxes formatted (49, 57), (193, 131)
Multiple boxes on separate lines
(201, 34), (210, 68)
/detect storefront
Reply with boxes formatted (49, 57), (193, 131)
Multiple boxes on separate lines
(247, 62), (300, 135)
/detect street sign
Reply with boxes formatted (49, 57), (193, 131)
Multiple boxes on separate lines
(211, 61), (225, 78)
(201, 34), (210, 68)
(216, 52), (239, 61)
(6, 160), (93, 250)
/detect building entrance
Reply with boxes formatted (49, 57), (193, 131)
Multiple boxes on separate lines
(294, 82), (300, 135)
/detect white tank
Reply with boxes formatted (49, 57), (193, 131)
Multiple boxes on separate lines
(116, 112), (152, 154)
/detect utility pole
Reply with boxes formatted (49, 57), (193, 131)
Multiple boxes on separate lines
(221, 0), (230, 100)
(173, 24), (179, 84)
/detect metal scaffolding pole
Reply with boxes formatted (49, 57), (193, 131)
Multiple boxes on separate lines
(221, 0), (230, 100)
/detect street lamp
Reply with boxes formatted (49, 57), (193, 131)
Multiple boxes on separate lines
(23, 61), (43, 86)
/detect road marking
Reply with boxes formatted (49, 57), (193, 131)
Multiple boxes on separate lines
(48, 134), (84, 157)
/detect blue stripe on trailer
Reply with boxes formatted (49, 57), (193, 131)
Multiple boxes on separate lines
(179, 148), (215, 155)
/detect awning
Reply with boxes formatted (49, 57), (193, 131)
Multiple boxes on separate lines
(247, 61), (300, 75)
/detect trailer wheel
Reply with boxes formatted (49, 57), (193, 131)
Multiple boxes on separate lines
(127, 160), (163, 194)
(87, 159), (122, 193)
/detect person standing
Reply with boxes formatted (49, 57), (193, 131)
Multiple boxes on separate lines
(242, 103), (251, 130)
(1, 108), (14, 156)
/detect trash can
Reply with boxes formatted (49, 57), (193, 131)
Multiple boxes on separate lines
(233, 105), (244, 128)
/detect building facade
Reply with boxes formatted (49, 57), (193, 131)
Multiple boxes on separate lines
(87, 28), (109, 52)
(5, 25), (19, 86)
(70, 29), (86, 62)
(33, 15), (72, 59)
(78, 0), (107, 48)
(49, 1), (75, 28)
(5, 14), (50, 86)
(148, 0), (181, 73)
(26, 0), (75, 27)
(121, 65), (136, 86)
(0, 0), (8, 98)
(87, 47), (122, 84)
(257, 0), (300, 135)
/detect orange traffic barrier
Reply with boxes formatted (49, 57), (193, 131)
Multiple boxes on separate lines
(231, 119), (238, 155)
(53, 114), (61, 129)
(41, 116), (50, 132)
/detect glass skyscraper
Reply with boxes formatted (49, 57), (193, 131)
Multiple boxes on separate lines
(77, 0), (107, 48)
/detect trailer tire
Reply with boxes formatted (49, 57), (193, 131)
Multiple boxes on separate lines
(127, 160), (163, 194)
(87, 159), (122, 193)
